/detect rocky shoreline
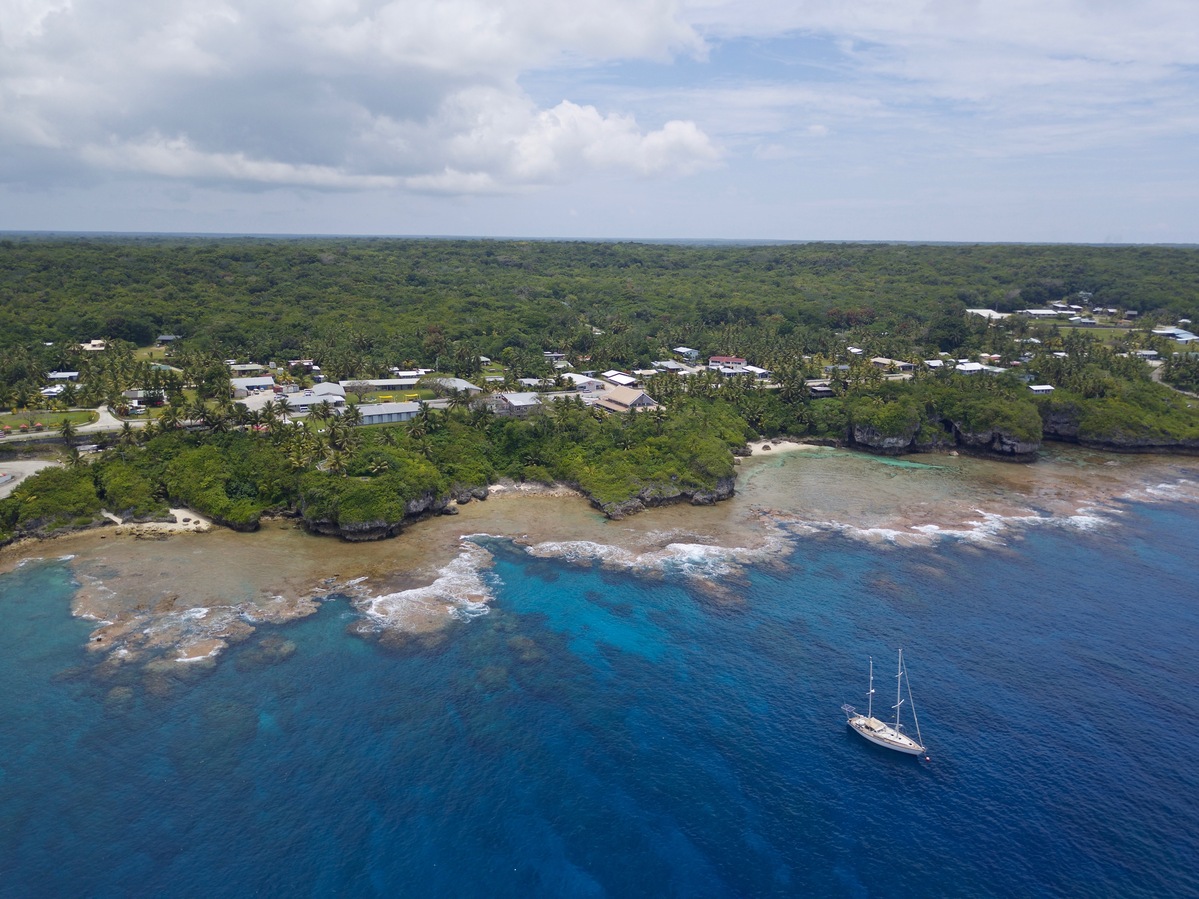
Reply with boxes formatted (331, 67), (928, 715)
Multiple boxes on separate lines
(5, 427), (1199, 550)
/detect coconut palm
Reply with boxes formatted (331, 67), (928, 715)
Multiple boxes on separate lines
(158, 405), (181, 431)
(310, 400), (335, 423)
(325, 448), (349, 477)
(186, 399), (210, 426)
(446, 389), (472, 417)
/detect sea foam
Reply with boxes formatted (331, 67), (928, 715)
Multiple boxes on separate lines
(357, 542), (496, 629)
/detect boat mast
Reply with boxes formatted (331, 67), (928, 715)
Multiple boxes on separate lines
(866, 657), (874, 719)
(904, 652), (924, 750)
(893, 648), (905, 731)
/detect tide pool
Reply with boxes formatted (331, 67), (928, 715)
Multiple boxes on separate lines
(1, 502), (1197, 897)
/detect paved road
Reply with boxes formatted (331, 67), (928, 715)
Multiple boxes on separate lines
(77, 407), (131, 433)
(1, 407), (145, 449)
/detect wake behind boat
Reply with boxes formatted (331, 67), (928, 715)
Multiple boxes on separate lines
(841, 649), (927, 757)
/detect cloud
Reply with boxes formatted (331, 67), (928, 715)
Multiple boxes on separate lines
(0, 0), (714, 195)
(629, 0), (1199, 173)
(80, 134), (404, 189)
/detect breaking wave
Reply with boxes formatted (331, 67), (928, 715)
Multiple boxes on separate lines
(356, 542), (496, 629)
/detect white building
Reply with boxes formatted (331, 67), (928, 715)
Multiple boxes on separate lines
(356, 402), (422, 425)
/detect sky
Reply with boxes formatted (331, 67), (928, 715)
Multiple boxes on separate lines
(1, 0), (1197, 242)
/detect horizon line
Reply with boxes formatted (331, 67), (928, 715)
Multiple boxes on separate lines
(2, 230), (1197, 249)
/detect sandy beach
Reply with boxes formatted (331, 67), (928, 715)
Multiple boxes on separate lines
(103, 508), (214, 536)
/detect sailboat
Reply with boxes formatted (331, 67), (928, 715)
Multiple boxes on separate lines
(841, 649), (927, 757)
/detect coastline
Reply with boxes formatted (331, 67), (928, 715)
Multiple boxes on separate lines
(3, 441), (1197, 673)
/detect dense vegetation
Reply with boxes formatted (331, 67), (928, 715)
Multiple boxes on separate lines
(3, 236), (1199, 378)
(0, 398), (743, 543)
(2, 237), (1199, 544)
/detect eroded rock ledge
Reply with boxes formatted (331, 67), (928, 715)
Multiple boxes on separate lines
(591, 475), (737, 520)
(850, 418), (1040, 463)
(1041, 407), (1199, 455)
(299, 485), (490, 541)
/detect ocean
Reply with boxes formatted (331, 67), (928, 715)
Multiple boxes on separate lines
(1, 450), (1198, 897)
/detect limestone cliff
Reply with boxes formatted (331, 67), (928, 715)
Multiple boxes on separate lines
(592, 475), (736, 520)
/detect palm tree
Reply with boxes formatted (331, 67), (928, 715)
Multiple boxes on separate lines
(158, 405), (181, 431)
(59, 418), (77, 445)
(325, 449), (349, 477)
(204, 405), (231, 433)
(446, 389), (472, 417)
(186, 399), (210, 426)
(468, 405), (493, 431)
(310, 400), (335, 424)
(649, 405), (667, 436)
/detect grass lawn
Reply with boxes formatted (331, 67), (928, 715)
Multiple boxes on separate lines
(348, 389), (437, 404)
(1058, 326), (1136, 344)
(133, 345), (173, 363)
(0, 409), (97, 432)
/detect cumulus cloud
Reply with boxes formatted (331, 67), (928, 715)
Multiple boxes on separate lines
(0, 0), (715, 194)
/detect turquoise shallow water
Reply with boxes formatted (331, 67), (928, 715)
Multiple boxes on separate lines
(1, 502), (1198, 897)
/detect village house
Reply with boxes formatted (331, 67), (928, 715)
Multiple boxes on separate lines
(284, 383), (347, 415)
(804, 380), (836, 399)
(355, 401), (421, 426)
(231, 376), (276, 397)
(673, 347), (699, 362)
(593, 385), (658, 414)
(1028, 385), (1055, 395)
(122, 388), (164, 406)
(489, 392), (543, 418)
(870, 357), (915, 373)
(708, 355), (746, 373)
(426, 377), (483, 396)
(1016, 309), (1062, 319)
(560, 372), (606, 392)
(340, 377), (421, 393)
(601, 370), (639, 388)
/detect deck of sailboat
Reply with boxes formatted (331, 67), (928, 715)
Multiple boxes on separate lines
(847, 714), (924, 753)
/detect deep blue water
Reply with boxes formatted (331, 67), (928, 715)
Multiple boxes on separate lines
(2, 504), (1198, 898)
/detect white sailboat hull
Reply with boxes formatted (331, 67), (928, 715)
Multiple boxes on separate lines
(846, 714), (926, 755)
